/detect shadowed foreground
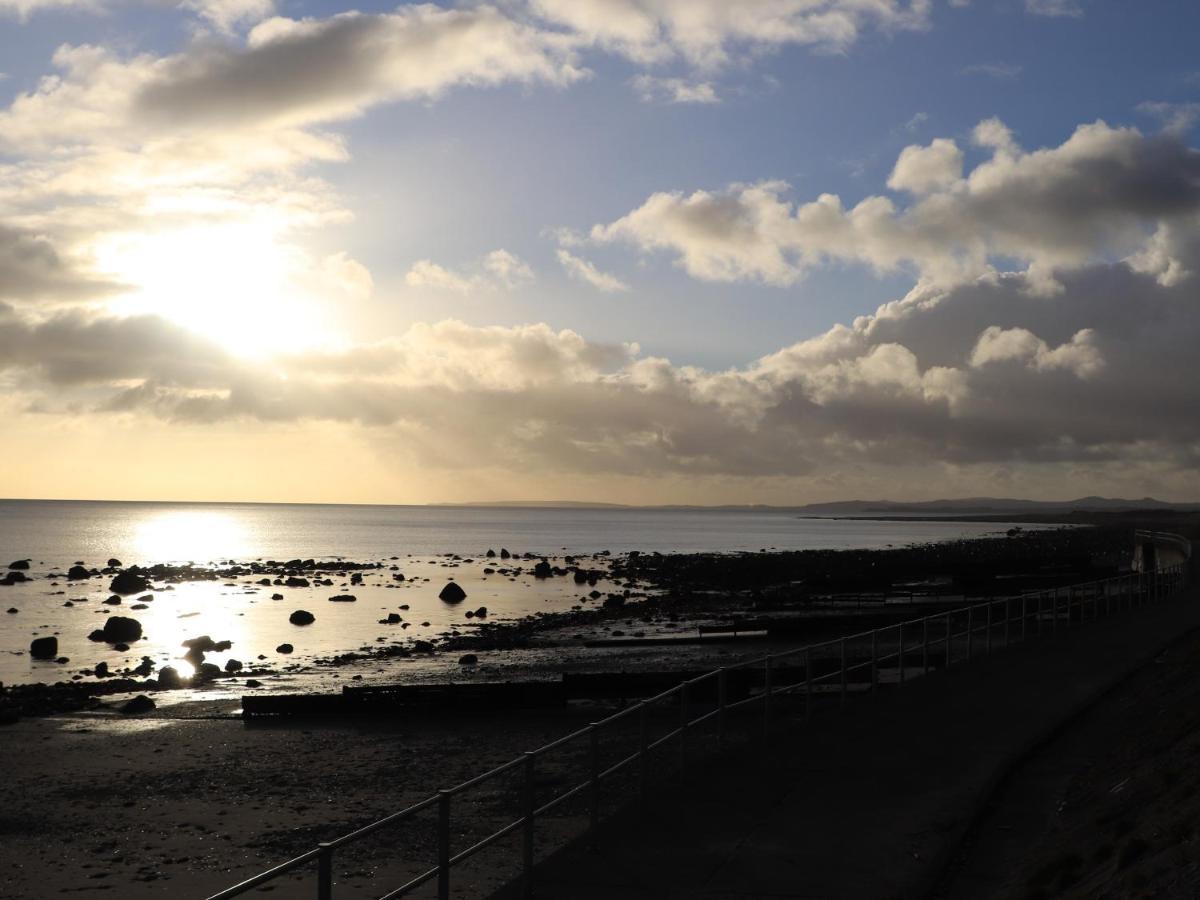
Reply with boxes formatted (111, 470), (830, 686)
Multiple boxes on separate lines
(496, 584), (1200, 899)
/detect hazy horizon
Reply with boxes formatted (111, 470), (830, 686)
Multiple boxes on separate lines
(2, 2), (1199, 505)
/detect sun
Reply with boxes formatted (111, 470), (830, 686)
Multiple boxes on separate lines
(94, 221), (338, 356)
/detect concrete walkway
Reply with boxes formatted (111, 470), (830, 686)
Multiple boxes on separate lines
(496, 588), (1200, 900)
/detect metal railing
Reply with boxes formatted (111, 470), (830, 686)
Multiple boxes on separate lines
(208, 561), (1189, 900)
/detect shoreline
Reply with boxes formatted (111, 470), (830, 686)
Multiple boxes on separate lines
(1, 525), (1128, 720)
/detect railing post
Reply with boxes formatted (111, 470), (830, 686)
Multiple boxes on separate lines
(870, 631), (878, 693)
(522, 753), (535, 898)
(763, 655), (773, 741)
(437, 790), (451, 900)
(897, 624), (905, 687)
(922, 618), (929, 676)
(317, 843), (333, 900)
(1021, 594), (1027, 641)
(638, 704), (649, 812)
(804, 649), (812, 721)
(944, 613), (952, 669)
(966, 607), (973, 660)
(986, 602), (992, 655)
(588, 723), (601, 833)
(678, 683), (689, 776)
(718, 669), (728, 749)
(1052, 589), (1058, 635)
(1003, 598), (1010, 647)
(839, 638), (847, 707)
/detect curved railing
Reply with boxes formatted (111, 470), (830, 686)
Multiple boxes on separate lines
(208, 560), (1190, 900)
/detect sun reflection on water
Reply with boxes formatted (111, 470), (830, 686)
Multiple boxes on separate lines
(134, 510), (251, 564)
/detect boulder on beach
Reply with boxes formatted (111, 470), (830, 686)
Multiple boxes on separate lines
(285, 577), (310, 588)
(94, 661), (109, 678)
(459, 653), (478, 666)
(439, 582), (467, 604)
(224, 659), (243, 673)
(102, 616), (143, 643)
(413, 640), (434, 653)
(110, 570), (149, 594)
(134, 657), (154, 677)
(182, 635), (217, 653)
(486, 549), (496, 558)
(2, 571), (28, 585)
(157, 666), (183, 689)
(120, 695), (156, 715)
(276, 643), (294, 654)
(533, 560), (553, 579)
(87, 629), (106, 642)
(289, 610), (315, 626)
(474, 606), (488, 618)
(30, 636), (58, 659)
(271, 593), (284, 600)
(328, 594), (357, 602)
(67, 565), (91, 581)
(500, 548), (511, 559)
(7, 560), (30, 570)
(386, 613), (402, 624)
(106, 558), (122, 567)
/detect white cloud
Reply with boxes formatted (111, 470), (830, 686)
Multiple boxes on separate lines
(182, 0), (274, 31)
(529, 0), (932, 68)
(1137, 101), (1200, 136)
(631, 75), (719, 104)
(406, 250), (535, 294)
(1026, 0), (1084, 17)
(556, 249), (630, 292)
(592, 120), (1200, 290)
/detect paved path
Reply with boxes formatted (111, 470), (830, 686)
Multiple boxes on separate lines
(495, 587), (1200, 900)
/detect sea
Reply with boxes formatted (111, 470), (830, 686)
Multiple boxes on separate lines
(0, 499), (1037, 688)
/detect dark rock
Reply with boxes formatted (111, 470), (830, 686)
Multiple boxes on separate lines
(603, 594), (626, 608)
(573, 570), (589, 583)
(157, 666), (182, 689)
(289, 610), (315, 625)
(2, 572), (28, 585)
(102, 616), (143, 643)
(439, 582), (467, 603)
(386, 613), (402, 624)
(103, 595), (121, 605)
(276, 643), (294, 654)
(474, 606), (488, 618)
(285, 577), (310, 588)
(30, 637), (58, 659)
(413, 640), (434, 653)
(223, 659), (242, 673)
(8, 560), (30, 570)
(486, 549), (496, 558)
(6, 607), (17, 614)
(113, 642), (130, 652)
(106, 558), (122, 568)
(120, 695), (156, 715)
(134, 657), (154, 677)
(197, 662), (221, 680)
(87, 629), (107, 642)
(271, 593), (284, 600)
(213, 640), (232, 652)
(459, 654), (479, 666)
(94, 661), (109, 678)
(533, 560), (553, 578)
(328, 594), (357, 602)
(245, 679), (262, 688)
(55, 656), (69, 664)
(110, 570), (149, 594)
(182, 636), (217, 653)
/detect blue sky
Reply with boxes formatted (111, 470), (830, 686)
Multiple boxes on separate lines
(1, 1), (1199, 503)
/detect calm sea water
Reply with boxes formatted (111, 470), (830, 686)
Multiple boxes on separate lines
(0, 499), (1022, 565)
(0, 500), (1033, 687)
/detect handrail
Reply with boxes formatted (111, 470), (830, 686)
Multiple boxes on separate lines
(206, 557), (1190, 900)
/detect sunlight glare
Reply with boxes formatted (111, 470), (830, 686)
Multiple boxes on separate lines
(96, 223), (335, 356)
(134, 510), (251, 564)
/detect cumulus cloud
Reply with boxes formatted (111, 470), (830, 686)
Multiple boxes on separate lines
(182, 0), (275, 31)
(529, 0), (932, 68)
(5, 247), (1199, 486)
(0, 225), (119, 304)
(592, 119), (1200, 289)
(406, 250), (535, 293)
(556, 249), (630, 292)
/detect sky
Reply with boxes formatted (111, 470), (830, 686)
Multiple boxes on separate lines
(1, 0), (1199, 505)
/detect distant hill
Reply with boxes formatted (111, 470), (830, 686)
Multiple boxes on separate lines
(790, 497), (1200, 515)
(437, 496), (1200, 514)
